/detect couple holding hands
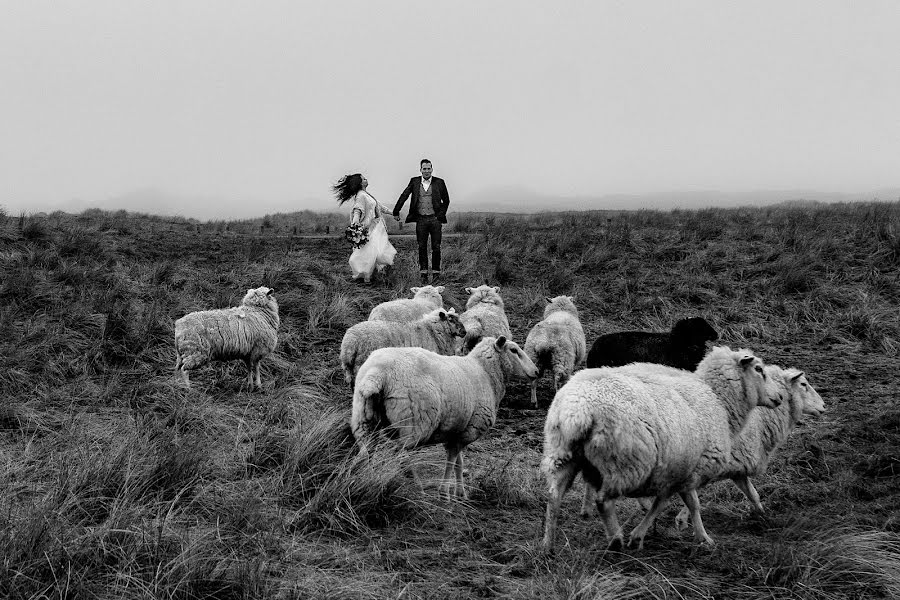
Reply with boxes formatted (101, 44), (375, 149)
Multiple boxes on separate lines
(333, 158), (450, 284)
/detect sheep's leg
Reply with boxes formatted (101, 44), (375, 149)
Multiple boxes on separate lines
(530, 379), (539, 408)
(253, 359), (263, 391)
(453, 450), (468, 499)
(733, 476), (764, 514)
(580, 483), (596, 517)
(680, 489), (714, 546)
(174, 355), (190, 386)
(242, 358), (254, 391)
(541, 461), (577, 551)
(674, 505), (691, 530)
(627, 495), (668, 550)
(440, 445), (461, 500)
(597, 497), (624, 550)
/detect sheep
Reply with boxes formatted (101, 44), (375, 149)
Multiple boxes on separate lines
(458, 285), (512, 352)
(174, 286), (279, 391)
(585, 316), (719, 370)
(351, 336), (539, 499)
(523, 295), (587, 407)
(340, 307), (466, 385)
(540, 346), (780, 551)
(368, 285), (445, 322)
(669, 365), (825, 529)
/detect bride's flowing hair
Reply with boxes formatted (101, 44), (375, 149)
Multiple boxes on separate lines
(333, 173), (364, 205)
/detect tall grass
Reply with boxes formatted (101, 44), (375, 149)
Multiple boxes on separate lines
(1, 202), (898, 598)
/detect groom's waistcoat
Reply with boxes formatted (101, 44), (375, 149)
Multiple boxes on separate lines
(417, 181), (435, 216)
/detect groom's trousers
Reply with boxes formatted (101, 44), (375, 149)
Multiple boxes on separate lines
(415, 215), (442, 274)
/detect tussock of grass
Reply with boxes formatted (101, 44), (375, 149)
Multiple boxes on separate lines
(470, 451), (545, 508)
(765, 523), (900, 599)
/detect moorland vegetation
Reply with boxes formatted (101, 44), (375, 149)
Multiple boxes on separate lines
(1, 201), (899, 598)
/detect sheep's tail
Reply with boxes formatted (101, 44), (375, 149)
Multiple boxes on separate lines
(540, 392), (594, 478)
(339, 335), (359, 385)
(530, 344), (554, 374)
(350, 367), (388, 447)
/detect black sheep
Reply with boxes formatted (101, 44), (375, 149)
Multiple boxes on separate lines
(585, 317), (719, 371)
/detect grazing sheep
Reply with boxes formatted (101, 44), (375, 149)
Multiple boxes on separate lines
(351, 336), (539, 499)
(459, 285), (511, 352)
(523, 295), (587, 407)
(541, 346), (780, 551)
(585, 316), (719, 370)
(670, 365), (825, 529)
(340, 307), (466, 385)
(368, 285), (445, 322)
(174, 286), (280, 391)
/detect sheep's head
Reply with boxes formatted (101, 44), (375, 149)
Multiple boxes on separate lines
(436, 307), (467, 338)
(242, 286), (278, 311)
(780, 367), (825, 423)
(737, 350), (780, 409)
(464, 285), (504, 310)
(544, 295), (578, 318)
(410, 285), (445, 306)
(432, 308), (466, 337)
(493, 336), (539, 381)
(672, 317), (719, 346)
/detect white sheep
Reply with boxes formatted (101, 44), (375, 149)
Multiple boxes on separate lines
(459, 285), (511, 352)
(368, 285), (445, 322)
(523, 295), (587, 407)
(340, 307), (466, 385)
(351, 336), (539, 499)
(669, 365), (825, 529)
(541, 346), (780, 551)
(174, 286), (279, 391)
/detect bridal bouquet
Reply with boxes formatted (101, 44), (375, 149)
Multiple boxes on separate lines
(344, 223), (369, 248)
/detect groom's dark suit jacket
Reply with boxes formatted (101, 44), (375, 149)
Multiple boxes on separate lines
(393, 176), (450, 224)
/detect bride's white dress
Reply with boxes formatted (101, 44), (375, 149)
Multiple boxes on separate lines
(348, 191), (397, 281)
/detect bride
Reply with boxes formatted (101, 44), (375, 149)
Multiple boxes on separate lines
(333, 173), (397, 283)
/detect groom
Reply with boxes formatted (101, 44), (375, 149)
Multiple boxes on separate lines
(393, 158), (450, 284)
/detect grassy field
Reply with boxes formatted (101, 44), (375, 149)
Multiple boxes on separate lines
(1, 202), (899, 599)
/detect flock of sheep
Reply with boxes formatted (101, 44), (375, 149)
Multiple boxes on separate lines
(173, 283), (825, 551)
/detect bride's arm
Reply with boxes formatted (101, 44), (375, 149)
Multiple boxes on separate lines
(376, 200), (393, 215)
(349, 193), (364, 225)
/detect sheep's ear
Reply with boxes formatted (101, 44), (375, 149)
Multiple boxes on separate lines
(739, 355), (756, 367)
(266, 288), (274, 296)
(447, 307), (456, 314)
(545, 297), (552, 303)
(791, 371), (805, 383)
(411, 286), (421, 293)
(465, 287), (473, 294)
(495, 336), (508, 349)
(493, 286), (501, 293)
(435, 286), (445, 293)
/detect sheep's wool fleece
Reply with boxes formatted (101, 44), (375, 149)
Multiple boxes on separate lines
(352, 339), (509, 448)
(368, 285), (444, 321)
(525, 296), (586, 367)
(461, 286), (510, 345)
(341, 309), (461, 379)
(175, 287), (279, 362)
(543, 347), (759, 498)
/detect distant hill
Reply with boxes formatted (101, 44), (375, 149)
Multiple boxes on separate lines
(456, 186), (900, 213)
(9, 186), (899, 220)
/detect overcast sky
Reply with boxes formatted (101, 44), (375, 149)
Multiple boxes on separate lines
(2, 1), (899, 218)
